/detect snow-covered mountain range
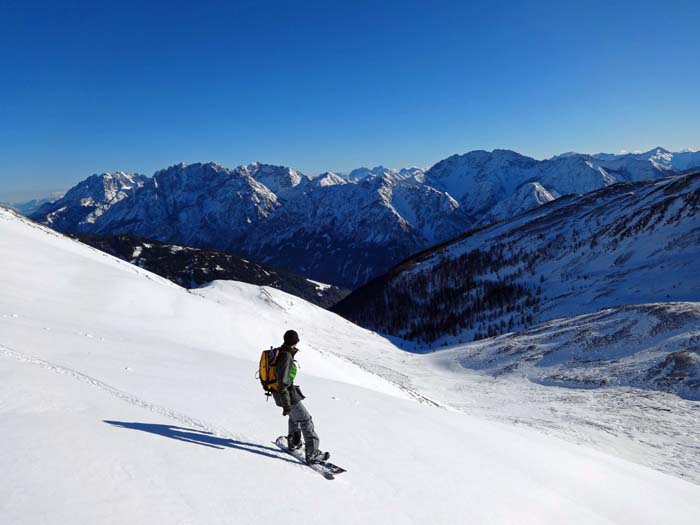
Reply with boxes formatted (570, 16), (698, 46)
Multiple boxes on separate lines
(3, 205), (700, 523)
(30, 147), (700, 287)
(333, 171), (700, 344)
(591, 147), (700, 171)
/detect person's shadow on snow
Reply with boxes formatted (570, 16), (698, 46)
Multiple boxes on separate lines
(104, 421), (298, 464)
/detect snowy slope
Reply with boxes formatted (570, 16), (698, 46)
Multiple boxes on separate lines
(335, 172), (700, 343)
(429, 303), (700, 398)
(3, 207), (700, 524)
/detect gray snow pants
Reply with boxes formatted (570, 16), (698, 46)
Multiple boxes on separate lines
(288, 401), (319, 455)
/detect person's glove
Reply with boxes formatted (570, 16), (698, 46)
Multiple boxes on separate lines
(282, 406), (291, 416)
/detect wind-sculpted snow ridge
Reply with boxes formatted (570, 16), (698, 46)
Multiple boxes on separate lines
(30, 148), (700, 288)
(333, 171), (700, 344)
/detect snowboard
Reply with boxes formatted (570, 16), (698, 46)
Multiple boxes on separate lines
(274, 436), (346, 480)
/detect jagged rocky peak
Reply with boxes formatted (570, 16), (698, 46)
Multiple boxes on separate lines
(486, 181), (556, 222)
(152, 161), (232, 184)
(148, 163), (216, 193)
(311, 171), (348, 187)
(429, 149), (534, 173)
(147, 162), (285, 205)
(424, 149), (539, 202)
(37, 171), (148, 209)
(344, 165), (425, 184)
(398, 166), (426, 181)
(30, 171), (147, 230)
(239, 162), (309, 198)
(346, 165), (396, 181)
(71, 170), (147, 197)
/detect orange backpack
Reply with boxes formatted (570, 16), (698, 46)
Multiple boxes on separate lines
(257, 347), (279, 396)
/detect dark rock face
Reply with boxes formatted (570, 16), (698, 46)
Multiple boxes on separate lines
(645, 350), (700, 399)
(74, 233), (349, 308)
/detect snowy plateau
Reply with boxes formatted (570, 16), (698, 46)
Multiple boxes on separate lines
(2, 205), (700, 524)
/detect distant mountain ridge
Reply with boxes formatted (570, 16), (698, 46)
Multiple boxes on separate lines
(591, 146), (700, 171)
(1, 192), (65, 216)
(31, 147), (700, 287)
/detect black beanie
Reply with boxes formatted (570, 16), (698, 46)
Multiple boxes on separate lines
(284, 330), (300, 345)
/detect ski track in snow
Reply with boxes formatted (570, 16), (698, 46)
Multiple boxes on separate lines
(0, 343), (297, 465)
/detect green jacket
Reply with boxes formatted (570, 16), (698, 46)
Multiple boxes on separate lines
(271, 344), (305, 408)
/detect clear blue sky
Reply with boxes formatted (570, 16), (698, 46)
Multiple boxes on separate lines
(1, 0), (699, 200)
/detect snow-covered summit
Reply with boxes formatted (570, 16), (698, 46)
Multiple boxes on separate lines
(239, 162), (309, 199)
(344, 165), (424, 183)
(31, 171), (147, 231)
(310, 171), (348, 187)
(593, 146), (700, 171)
(424, 148), (673, 217)
(86, 162), (280, 249)
(245, 170), (469, 286)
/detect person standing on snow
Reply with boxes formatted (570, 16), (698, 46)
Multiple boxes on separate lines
(272, 329), (330, 464)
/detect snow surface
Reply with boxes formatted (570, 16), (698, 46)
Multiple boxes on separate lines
(2, 207), (700, 524)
